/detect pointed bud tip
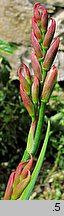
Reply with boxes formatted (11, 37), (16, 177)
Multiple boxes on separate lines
(34, 2), (41, 21)
(39, 5), (48, 15)
(39, 6), (48, 30)
(20, 154), (33, 180)
(34, 76), (39, 87)
(34, 2), (41, 11)
(51, 65), (57, 71)
(4, 171), (15, 200)
(55, 37), (60, 46)
(51, 18), (56, 27)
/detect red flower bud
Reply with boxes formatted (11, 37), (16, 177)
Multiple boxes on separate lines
(34, 2), (41, 22)
(4, 172), (15, 200)
(32, 16), (41, 40)
(13, 161), (28, 188)
(11, 170), (30, 200)
(18, 67), (30, 95)
(31, 30), (43, 59)
(43, 37), (60, 70)
(42, 66), (57, 103)
(20, 85), (35, 117)
(40, 6), (48, 31)
(22, 63), (31, 85)
(20, 154), (33, 181)
(43, 18), (56, 47)
(4, 154), (33, 200)
(31, 51), (42, 81)
(32, 76), (39, 104)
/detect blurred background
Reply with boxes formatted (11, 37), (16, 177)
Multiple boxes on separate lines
(0, 0), (64, 200)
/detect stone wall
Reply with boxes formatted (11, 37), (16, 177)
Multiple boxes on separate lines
(0, 0), (64, 81)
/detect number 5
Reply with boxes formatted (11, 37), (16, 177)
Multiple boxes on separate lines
(55, 203), (60, 211)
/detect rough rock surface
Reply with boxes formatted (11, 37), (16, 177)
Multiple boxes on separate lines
(30, 0), (64, 7)
(0, 0), (33, 45)
(0, 0), (64, 81)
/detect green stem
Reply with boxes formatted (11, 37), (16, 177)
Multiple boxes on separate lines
(20, 120), (50, 200)
(31, 101), (46, 155)
(21, 101), (46, 161)
(21, 149), (30, 162)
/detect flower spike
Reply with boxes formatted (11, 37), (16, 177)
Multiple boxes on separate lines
(4, 2), (60, 201)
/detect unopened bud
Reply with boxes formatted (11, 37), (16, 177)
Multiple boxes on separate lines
(40, 6), (48, 31)
(31, 30), (43, 59)
(13, 161), (28, 188)
(42, 66), (57, 103)
(43, 37), (60, 70)
(43, 18), (56, 48)
(32, 76), (39, 104)
(11, 170), (30, 200)
(20, 85), (35, 117)
(34, 2), (41, 22)
(4, 172), (15, 200)
(22, 63), (31, 85)
(31, 51), (42, 81)
(32, 16), (41, 40)
(18, 67), (30, 95)
(20, 154), (33, 181)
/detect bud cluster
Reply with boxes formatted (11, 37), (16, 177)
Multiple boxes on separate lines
(18, 63), (40, 119)
(4, 154), (33, 200)
(31, 2), (59, 80)
(18, 2), (59, 118)
(18, 63), (35, 118)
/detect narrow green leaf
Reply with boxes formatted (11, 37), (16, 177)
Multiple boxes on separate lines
(20, 120), (50, 200)
(0, 40), (17, 54)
